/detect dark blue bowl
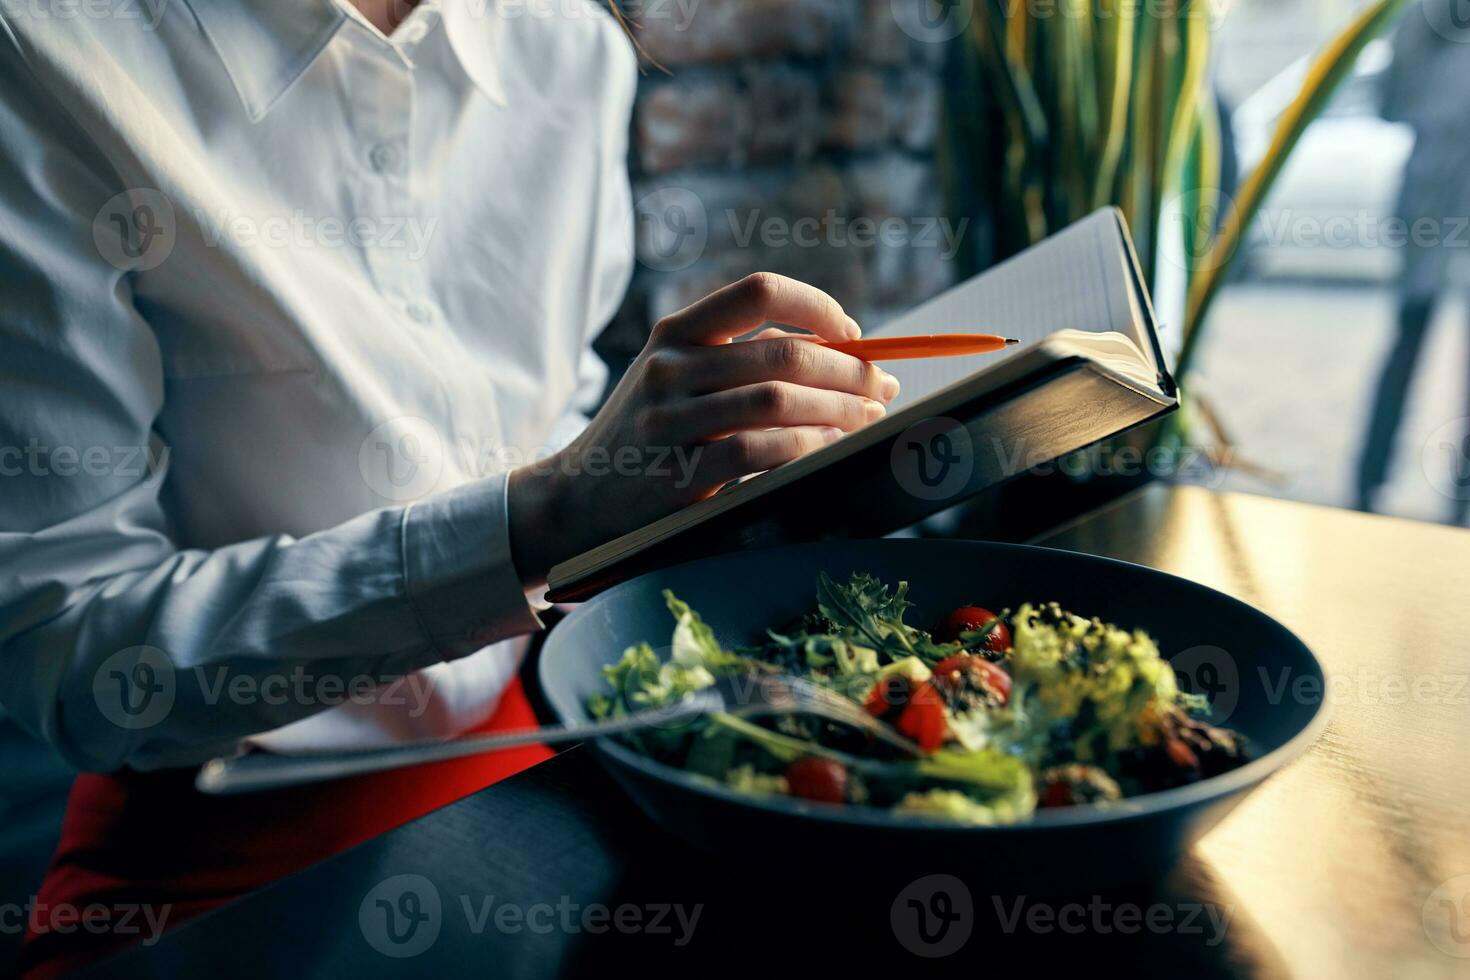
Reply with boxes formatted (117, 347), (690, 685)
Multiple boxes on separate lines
(539, 539), (1327, 889)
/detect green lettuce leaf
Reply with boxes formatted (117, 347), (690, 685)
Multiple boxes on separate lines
(666, 590), (746, 673)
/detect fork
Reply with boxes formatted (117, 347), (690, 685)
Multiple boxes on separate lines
(194, 672), (920, 795)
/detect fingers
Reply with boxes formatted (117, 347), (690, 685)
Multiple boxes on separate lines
(697, 426), (843, 487)
(619, 273), (879, 497)
(653, 336), (900, 402)
(655, 382), (886, 444)
(750, 327), (797, 341)
(652, 272), (860, 347)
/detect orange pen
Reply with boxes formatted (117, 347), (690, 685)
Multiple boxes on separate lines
(811, 334), (1020, 361)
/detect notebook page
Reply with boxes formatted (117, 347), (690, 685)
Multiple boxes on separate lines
(869, 210), (1142, 410)
(1046, 329), (1153, 389)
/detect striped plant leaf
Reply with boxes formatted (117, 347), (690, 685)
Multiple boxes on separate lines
(1176, 0), (1413, 378)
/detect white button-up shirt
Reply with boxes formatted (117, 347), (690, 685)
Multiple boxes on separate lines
(0, 0), (636, 769)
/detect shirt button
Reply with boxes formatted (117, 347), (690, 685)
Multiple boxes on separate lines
(369, 142), (403, 174)
(405, 302), (432, 324)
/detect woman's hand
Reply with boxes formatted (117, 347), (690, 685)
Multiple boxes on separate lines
(508, 273), (900, 584)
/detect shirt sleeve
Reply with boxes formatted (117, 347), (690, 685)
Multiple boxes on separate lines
(0, 37), (542, 773)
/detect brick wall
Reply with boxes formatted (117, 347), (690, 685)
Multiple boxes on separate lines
(597, 0), (963, 374)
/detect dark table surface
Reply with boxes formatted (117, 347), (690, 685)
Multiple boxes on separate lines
(94, 485), (1470, 978)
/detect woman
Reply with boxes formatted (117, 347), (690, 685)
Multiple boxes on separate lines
(0, 0), (898, 971)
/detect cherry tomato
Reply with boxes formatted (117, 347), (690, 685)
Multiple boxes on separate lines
(1164, 734), (1200, 770)
(1036, 764), (1122, 808)
(933, 653), (971, 678)
(932, 653), (1012, 705)
(895, 680), (949, 752)
(863, 676), (902, 717)
(937, 606), (1012, 653)
(785, 757), (848, 804)
(858, 678), (893, 717)
(1038, 781), (1076, 809)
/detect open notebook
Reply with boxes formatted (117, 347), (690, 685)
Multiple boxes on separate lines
(547, 209), (1176, 602)
(877, 208), (1168, 404)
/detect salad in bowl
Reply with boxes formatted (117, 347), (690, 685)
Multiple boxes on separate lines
(587, 572), (1248, 824)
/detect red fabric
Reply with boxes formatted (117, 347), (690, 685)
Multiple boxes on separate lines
(20, 676), (552, 978)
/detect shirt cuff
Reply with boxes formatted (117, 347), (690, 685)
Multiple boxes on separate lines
(401, 474), (544, 660)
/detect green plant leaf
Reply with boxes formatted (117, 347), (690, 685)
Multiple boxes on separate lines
(1176, 0), (1412, 379)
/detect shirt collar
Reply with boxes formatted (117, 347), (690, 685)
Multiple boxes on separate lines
(443, 0), (508, 107)
(183, 0), (507, 123)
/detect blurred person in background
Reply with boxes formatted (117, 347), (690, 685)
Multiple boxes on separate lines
(1357, 4), (1470, 524)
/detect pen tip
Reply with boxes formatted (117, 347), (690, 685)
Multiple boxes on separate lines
(1004, 338), (1021, 346)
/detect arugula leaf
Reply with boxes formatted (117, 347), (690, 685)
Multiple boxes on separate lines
(763, 630), (879, 676)
(814, 572), (955, 665)
(957, 614), (1007, 648)
(816, 571), (910, 648)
